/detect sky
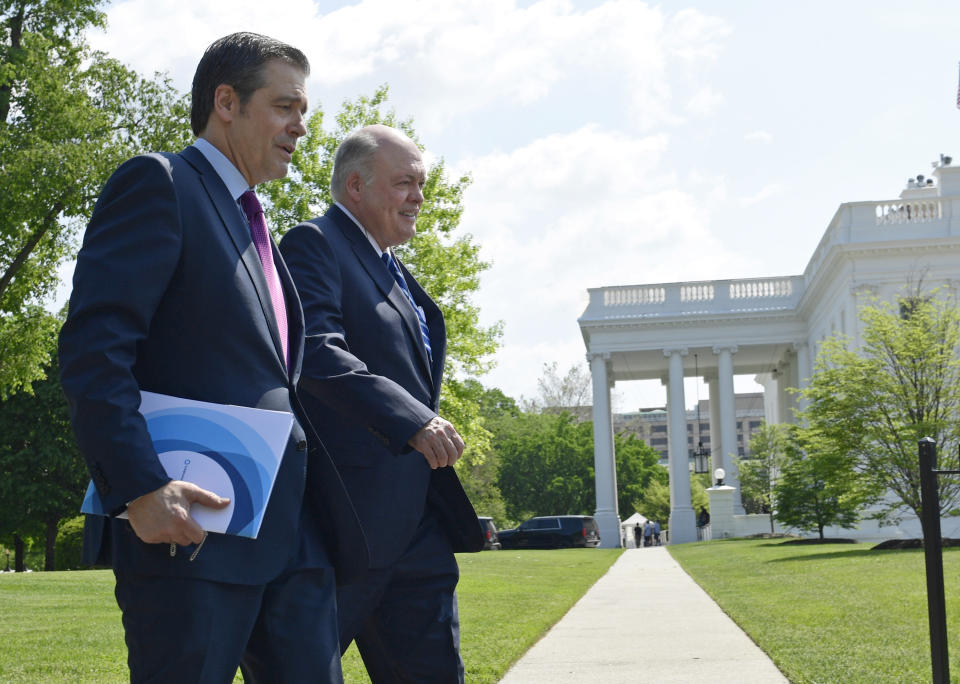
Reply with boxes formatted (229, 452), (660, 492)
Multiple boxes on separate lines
(75, 0), (960, 411)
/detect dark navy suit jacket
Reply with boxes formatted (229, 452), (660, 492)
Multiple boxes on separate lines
(279, 205), (483, 569)
(59, 147), (367, 584)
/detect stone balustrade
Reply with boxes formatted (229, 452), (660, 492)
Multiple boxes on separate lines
(586, 276), (803, 320)
(875, 199), (941, 225)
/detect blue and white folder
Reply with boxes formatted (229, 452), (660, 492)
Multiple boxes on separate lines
(81, 391), (294, 539)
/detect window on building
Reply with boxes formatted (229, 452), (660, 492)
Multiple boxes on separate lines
(652, 425), (667, 433)
(749, 421), (762, 429)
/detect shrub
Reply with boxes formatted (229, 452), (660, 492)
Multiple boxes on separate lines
(55, 516), (86, 570)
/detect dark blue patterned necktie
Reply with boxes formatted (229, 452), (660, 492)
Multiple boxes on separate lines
(381, 251), (432, 361)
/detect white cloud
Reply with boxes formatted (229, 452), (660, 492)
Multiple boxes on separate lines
(686, 87), (724, 116)
(744, 130), (773, 144)
(455, 125), (741, 401)
(738, 182), (783, 207)
(90, 0), (730, 134)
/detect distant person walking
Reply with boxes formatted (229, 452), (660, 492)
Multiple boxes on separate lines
(643, 521), (653, 547)
(653, 520), (662, 546)
(633, 523), (642, 549)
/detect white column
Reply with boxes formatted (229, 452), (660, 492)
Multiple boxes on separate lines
(714, 345), (745, 515)
(794, 342), (811, 415)
(706, 374), (722, 475)
(756, 372), (778, 425)
(776, 357), (793, 424)
(665, 348), (696, 543)
(588, 352), (620, 548)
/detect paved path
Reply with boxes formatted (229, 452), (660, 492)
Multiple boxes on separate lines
(499, 547), (789, 683)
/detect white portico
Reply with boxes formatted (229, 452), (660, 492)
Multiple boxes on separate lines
(580, 158), (960, 547)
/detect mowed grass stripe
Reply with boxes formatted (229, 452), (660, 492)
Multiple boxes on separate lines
(670, 538), (960, 684)
(0, 549), (622, 684)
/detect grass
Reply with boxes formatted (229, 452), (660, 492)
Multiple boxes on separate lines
(670, 538), (960, 684)
(0, 548), (621, 683)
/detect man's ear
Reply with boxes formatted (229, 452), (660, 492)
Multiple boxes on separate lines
(345, 171), (365, 202)
(212, 84), (239, 124)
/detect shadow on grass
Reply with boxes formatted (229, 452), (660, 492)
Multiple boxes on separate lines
(767, 548), (885, 563)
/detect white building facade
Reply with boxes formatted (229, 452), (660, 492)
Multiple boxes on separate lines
(579, 159), (960, 547)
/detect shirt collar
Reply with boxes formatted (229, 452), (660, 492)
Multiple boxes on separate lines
(335, 201), (389, 258)
(193, 137), (252, 200)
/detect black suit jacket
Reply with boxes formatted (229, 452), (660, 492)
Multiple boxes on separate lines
(280, 205), (483, 568)
(59, 148), (367, 584)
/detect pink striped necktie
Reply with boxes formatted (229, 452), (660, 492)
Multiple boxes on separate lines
(239, 190), (289, 369)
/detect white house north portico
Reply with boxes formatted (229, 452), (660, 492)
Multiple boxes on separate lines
(579, 158), (960, 547)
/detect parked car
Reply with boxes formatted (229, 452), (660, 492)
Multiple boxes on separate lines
(499, 515), (601, 549)
(478, 516), (501, 550)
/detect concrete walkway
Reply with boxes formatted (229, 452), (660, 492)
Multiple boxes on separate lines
(499, 547), (789, 684)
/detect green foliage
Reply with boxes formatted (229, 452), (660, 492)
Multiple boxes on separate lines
(1, 0), (191, 396)
(0, 349), (89, 568)
(54, 514), (84, 570)
(494, 411), (664, 522)
(671, 539), (960, 684)
(798, 295), (960, 525)
(772, 433), (868, 539)
(260, 85), (501, 471)
(738, 422), (788, 531)
(635, 471), (704, 528)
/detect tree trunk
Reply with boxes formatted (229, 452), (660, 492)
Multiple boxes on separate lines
(45, 519), (57, 571)
(14, 534), (25, 572)
(818, 524), (824, 540)
(769, 512), (774, 535)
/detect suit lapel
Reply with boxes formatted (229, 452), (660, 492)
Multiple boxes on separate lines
(328, 206), (434, 383)
(180, 147), (288, 374)
(395, 254), (445, 397)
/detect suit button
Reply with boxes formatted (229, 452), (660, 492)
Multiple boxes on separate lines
(297, 440), (308, 451)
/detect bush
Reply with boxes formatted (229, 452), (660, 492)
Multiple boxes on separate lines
(55, 516), (86, 570)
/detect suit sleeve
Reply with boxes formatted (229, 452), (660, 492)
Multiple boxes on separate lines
(58, 154), (182, 514)
(280, 222), (436, 454)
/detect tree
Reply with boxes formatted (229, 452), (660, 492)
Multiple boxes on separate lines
(773, 437), (867, 540)
(260, 85), (501, 464)
(635, 472), (705, 530)
(524, 362), (592, 419)
(798, 295), (960, 527)
(0, 349), (88, 570)
(1, 0), (191, 396)
(493, 411), (663, 524)
(738, 422), (788, 532)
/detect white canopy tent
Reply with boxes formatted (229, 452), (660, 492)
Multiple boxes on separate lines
(620, 512), (648, 548)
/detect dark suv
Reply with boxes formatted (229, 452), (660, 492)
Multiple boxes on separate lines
(478, 516), (501, 550)
(500, 515), (601, 549)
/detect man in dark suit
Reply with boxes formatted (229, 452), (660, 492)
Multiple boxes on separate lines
(279, 124), (483, 683)
(58, 32), (365, 683)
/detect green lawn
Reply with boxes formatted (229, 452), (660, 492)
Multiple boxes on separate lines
(0, 549), (621, 683)
(670, 538), (960, 684)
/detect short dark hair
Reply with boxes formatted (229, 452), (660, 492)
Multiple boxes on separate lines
(190, 32), (310, 136)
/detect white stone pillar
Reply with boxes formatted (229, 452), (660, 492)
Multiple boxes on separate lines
(756, 372), (778, 425)
(776, 357), (793, 424)
(706, 374), (722, 474)
(665, 348), (696, 543)
(588, 352), (620, 548)
(707, 485), (737, 539)
(794, 341), (811, 415)
(713, 345), (745, 515)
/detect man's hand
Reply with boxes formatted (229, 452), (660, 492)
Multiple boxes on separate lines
(408, 416), (465, 469)
(126, 481), (230, 546)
